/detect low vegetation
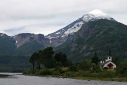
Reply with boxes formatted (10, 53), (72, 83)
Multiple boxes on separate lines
(24, 47), (127, 82)
(0, 74), (10, 78)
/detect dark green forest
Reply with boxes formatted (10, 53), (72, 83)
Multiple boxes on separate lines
(0, 55), (30, 72)
(59, 19), (127, 62)
(0, 19), (127, 73)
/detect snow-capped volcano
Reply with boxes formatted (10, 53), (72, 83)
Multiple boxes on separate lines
(82, 9), (114, 22)
(46, 9), (115, 47)
(89, 9), (108, 16)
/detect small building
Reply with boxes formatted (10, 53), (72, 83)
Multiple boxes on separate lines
(100, 49), (116, 69)
(100, 56), (116, 69)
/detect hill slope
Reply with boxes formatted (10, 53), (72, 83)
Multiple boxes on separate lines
(59, 19), (127, 62)
(46, 9), (115, 47)
(0, 33), (16, 56)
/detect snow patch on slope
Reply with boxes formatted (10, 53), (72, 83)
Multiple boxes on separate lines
(16, 41), (18, 44)
(55, 32), (61, 34)
(0, 33), (6, 36)
(49, 40), (52, 43)
(65, 9), (113, 35)
(64, 21), (84, 35)
(46, 36), (59, 39)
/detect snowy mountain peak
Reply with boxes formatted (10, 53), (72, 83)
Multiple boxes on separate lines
(88, 9), (108, 16)
(82, 9), (114, 22)
(46, 9), (115, 47)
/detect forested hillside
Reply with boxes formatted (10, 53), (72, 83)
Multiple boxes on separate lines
(59, 19), (127, 62)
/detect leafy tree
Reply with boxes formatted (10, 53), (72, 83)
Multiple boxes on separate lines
(78, 60), (92, 70)
(116, 62), (127, 76)
(69, 65), (77, 72)
(64, 59), (72, 67)
(45, 57), (56, 68)
(29, 52), (37, 71)
(42, 47), (54, 68)
(54, 51), (68, 66)
(36, 52), (42, 70)
(55, 62), (62, 67)
(91, 52), (100, 65)
(29, 47), (72, 69)
(36, 50), (47, 70)
(112, 56), (120, 66)
(29, 52), (42, 70)
(91, 64), (101, 72)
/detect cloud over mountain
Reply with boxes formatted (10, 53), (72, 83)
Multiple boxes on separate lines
(0, 0), (127, 36)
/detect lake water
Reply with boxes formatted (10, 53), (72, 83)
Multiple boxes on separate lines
(0, 73), (127, 85)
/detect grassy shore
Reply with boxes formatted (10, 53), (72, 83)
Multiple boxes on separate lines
(23, 67), (127, 82)
(0, 74), (10, 78)
(72, 77), (127, 82)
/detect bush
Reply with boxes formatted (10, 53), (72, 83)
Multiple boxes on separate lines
(54, 66), (62, 72)
(69, 65), (77, 72)
(23, 70), (36, 74)
(52, 70), (60, 75)
(91, 64), (102, 72)
(78, 60), (92, 71)
(103, 67), (108, 69)
(38, 69), (52, 75)
(116, 62), (127, 76)
(55, 62), (62, 67)
(66, 71), (77, 77)
(52, 66), (63, 75)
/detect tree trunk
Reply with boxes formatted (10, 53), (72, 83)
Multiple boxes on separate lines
(32, 62), (34, 72)
(38, 64), (40, 70)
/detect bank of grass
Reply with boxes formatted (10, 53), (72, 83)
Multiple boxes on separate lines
(73, 77), (127, 82)
(23, 67), (127, 82)
(0, 74), (10, 78)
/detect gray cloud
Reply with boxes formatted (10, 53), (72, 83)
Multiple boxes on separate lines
(0, 0), (127, 36)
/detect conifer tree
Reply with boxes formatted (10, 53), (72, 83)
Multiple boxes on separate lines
(91, 52), (100, 65)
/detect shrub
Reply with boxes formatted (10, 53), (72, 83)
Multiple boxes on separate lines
(69, 65), (77, 72)
(55, 62), (62, 67)
(52, 70), (60, 75)
(54, 66), (62, 71)
(66, 71), (77, 77)
(23, 70), (36, 74)
(39, 69), (52, 75)
(103, 67), (108, 69)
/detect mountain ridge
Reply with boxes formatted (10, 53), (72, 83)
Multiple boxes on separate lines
(0, 9), (127, 71)
(46, 9), (115, 47)
(0, 9), (115, 49)
(0, 9), (117, 56)
(59, 19), (127, 62)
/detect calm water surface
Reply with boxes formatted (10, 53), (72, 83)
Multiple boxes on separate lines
(0, 73), (127, 85)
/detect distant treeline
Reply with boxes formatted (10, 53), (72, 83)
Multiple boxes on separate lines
(0, 55), (31, 72)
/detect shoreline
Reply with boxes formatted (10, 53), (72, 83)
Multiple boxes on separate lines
(23, 69), (127, 83)
(71, 77), (127, 82)
(0, 72), (127, 83)
(23, 73), (127, 82)
(0, 74), (10, 78)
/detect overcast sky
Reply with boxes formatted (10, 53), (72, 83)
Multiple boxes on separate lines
(0, 0), (127, 36)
